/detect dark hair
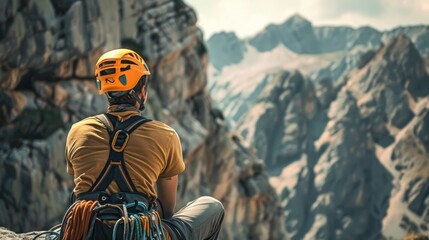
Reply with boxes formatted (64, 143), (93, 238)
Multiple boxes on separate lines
(108, 76), (149, 105)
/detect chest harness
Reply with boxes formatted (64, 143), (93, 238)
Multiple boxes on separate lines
(77, 113), (152, 204)
(57, 113), (168, 240)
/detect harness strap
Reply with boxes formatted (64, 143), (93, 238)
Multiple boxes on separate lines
(87, 113), (151, 193)
(77, 191), (150, 206)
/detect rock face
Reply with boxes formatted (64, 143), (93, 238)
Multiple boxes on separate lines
(237, 70), (318, 168)
(307, 91), (392, 240)
(236, 35), (429, 239)
(0, 0), (285, 239)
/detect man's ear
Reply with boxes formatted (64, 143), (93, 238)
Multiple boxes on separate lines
(140, 85), (148, 103)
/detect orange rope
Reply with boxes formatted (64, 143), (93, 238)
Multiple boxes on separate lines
(62, 200), (99, 240)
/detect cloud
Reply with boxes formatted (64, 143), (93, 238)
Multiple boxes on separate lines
(186, 0), (301, 38)
(313, 0), (385, 18)
(314, 0), (429, 30)
(185, 0), (429, 39)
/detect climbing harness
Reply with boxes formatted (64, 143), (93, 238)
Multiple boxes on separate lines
(34, 113), (167, 240)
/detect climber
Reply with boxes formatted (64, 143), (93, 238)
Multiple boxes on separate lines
(63, 48), (224, 240)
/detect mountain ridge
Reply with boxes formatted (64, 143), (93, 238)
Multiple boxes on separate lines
(207, 14), (429, 71)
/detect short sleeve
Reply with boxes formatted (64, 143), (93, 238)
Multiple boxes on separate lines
(65, 130), (74, 176)
(159, 130), (185, 178)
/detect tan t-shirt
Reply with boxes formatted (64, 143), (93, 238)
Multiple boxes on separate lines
(65, 110), (185, 202)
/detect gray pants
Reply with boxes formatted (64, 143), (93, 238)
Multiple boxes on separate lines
(162, 196), (225, 240)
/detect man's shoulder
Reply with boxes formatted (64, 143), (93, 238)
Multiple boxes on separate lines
(70, 115), (102, 129)
(72, 115), (100, 126)
(69, 115), (178, 137)
(143, 120), (177, 136)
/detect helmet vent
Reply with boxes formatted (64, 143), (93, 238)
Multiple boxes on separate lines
(121, 60), (138, 65)
(99, 61), (116, 68)
(127, 53), (143, 63)
(120, 65), (131, 72)
(100, 68), (116, 76)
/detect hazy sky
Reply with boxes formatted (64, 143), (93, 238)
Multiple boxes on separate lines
(185, 0), (429, 39)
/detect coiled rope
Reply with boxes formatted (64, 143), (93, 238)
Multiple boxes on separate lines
(33, 200), (166, 240)
(62, 200), (99, 240)
(112, 202), (166, 240)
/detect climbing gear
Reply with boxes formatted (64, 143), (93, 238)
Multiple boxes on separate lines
(87, 113), (152, 193)
(54, 113), (167, 240)
(61, 200), (99, 240)
(95, 49), (151, 95)
(55, 199), (167, 240)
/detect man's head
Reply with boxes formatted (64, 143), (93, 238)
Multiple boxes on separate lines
(95, 49), (151, 111)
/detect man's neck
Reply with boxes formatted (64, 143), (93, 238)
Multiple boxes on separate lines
(107, 104), (139, 113)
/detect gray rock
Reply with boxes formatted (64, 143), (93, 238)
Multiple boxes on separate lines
(404, 177), (429, 217)
(413, 109), (429, 151)
(65, 2), (86, 54)
(315, 77), (335, 109)
(237, 70), (310, 167)
(310, 90), (392, 239)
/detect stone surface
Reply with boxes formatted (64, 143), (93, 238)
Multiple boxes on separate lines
(0, 1), (284, 239)
(237, 70), (319, 168)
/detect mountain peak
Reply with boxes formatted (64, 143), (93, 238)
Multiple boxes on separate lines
(349, 34), (429, 102)
(385, 34), (415, 56)
(206, 31), (246, 70)
(208, 31), (238, 41)
(284, 14), (311, 27)
(380, 35), (423, 73)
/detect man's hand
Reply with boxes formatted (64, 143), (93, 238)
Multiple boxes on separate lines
(156, 175), (178, 219)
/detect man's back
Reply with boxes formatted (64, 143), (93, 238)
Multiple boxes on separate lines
(65, 110), (185, 201)
(58, 49), (224, 240)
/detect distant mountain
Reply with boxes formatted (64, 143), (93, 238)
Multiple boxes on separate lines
(249, 14), (321, 54)
(208, 16), (429, 127)
(207, 14), (429, 72)
(206, 32), (246, 71)
(237, 35), (429, 239)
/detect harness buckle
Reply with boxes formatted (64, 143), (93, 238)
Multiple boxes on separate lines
(111, 130), (130, 152)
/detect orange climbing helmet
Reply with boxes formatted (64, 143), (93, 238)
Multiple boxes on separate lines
(95, 49), (150, 95)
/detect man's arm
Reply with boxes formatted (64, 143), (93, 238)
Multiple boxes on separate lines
(156, 175), (178, 219)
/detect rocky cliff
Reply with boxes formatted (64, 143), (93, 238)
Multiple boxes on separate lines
(0, 0), (285, 239)
(236, 35), (429, 239)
